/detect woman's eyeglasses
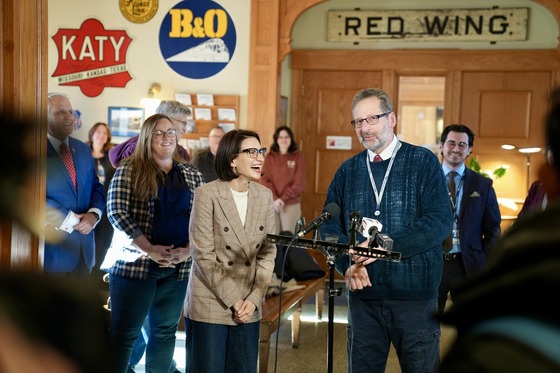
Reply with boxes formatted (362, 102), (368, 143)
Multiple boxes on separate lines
(239, 147), (267, 158)
(152, 128), (177, 138)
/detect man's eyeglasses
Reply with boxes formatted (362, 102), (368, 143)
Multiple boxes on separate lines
(445, 141), (469, 150)
(152, 128), (177, 138)
(240, 147), (267, 158)
(351, 113), (390, 128)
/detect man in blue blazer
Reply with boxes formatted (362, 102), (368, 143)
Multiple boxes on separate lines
(438, 124), (502, 313)
(45, 92), (105, 276)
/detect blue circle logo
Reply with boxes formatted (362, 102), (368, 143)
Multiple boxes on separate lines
(159, 0), (237, 79)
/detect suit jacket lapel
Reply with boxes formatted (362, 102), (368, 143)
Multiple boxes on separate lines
(460, 169), (474, 219)
(243, 183), (262, 249)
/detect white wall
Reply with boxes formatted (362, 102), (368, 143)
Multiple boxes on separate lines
(48, 0), (250, 142)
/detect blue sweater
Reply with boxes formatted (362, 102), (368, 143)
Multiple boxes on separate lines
(320, 142), (452, 299)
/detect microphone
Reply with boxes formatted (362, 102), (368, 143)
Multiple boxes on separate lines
(296, 202), (341, 238)
(368, 225), (394, 251)
(293, 217), (306, 238)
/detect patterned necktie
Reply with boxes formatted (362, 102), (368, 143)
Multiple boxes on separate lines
(60, 142), (77, 190)
(373, 154), (382, 162)
(448, 171), (457, 204)
(443, 171), (458, 252)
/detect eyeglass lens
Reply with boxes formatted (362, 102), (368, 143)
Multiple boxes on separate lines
(351, 113), (388, 128)
(153, 129), (176, 137)
(242, 148), (267, 158)
(445, 141), (468, 149)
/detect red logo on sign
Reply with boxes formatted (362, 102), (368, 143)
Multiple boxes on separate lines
(51, 19), (133, 97)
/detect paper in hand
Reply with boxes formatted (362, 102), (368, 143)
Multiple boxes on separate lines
(58, 211), (80, 233)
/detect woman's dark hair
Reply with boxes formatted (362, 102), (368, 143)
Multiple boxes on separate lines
(86, 122), (113, 152)
(270, 125), (298, 153)
(214, 129), (261, 181)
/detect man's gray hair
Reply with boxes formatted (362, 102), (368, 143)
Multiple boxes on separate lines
(156, 100), (191, 117)
(351, 88), (393, 114)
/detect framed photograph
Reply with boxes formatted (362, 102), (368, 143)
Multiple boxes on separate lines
(108, 107), (145, 137)
(218, 122), (236, 133)
(175, 93), (192, 105)
(196, 93), (214, 106)
(194, 107), (212, 120)
(218, 108), (236, 121)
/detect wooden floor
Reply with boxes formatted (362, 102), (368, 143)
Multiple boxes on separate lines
(135, 299), (456, 373)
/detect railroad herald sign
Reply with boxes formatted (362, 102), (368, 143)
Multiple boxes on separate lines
(327, 8), (529, 42)
(51, 19), (133, 97)
(158, 0), (237, 79)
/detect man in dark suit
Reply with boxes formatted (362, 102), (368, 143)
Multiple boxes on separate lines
(191, 126), (225, 182)
(45, 92), (105, 276)
(438, 124), (501, 313)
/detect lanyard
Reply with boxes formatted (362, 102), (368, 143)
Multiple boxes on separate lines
(448, 176), (464, 219)
(366, 141), (401, 217)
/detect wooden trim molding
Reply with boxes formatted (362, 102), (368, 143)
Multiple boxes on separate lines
(0, 0), (47, 270)
(247, 0), (325, 147)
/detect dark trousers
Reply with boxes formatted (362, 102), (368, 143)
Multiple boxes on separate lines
(185, 318), (259, 373)
(438, 256), (467, 313)
(347, 297), (440, 373)
(108, 264), (187, 373)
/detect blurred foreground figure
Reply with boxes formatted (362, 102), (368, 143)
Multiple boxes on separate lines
(0, 113), (111, 373)
(0, 272), (111, 373)
(438, 98), (560, 372)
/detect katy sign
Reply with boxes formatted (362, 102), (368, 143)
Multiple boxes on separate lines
(51, 19), (133, 97)
(328, 8), (529, 42)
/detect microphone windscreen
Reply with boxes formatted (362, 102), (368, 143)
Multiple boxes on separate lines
(324, 202), (341, 220)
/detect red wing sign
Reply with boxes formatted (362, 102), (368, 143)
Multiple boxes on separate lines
(51, 19), (133, 97)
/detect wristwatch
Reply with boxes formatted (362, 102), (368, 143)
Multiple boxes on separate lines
(90, 212), (100, 221)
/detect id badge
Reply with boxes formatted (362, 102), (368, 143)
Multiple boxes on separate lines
(452, 228), (460, 245)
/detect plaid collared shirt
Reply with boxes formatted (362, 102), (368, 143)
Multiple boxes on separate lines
(102, 160), (204, 280)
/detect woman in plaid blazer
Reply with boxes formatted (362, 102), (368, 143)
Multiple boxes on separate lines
(184, 130), (276, 373)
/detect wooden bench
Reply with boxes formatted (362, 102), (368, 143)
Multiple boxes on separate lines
(259, 277), (325, 373)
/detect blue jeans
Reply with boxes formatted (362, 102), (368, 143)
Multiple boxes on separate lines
(109, 264), (187, 373)
(128, 317), (179, 373)
(185, 318), (259, 373)
(347, 298), (440, 373)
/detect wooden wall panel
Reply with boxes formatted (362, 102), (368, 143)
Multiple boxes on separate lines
(317, 89), (355, 134)
(0, 0), (47, 270)
(479, 91), (531, 138)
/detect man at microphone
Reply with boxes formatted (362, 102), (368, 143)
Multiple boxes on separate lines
(320, 88), (452, 373)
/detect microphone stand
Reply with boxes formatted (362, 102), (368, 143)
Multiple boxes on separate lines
(324, 247), (342, 373)
(313, 228), (342, 373)
(265, 231), (400, 373)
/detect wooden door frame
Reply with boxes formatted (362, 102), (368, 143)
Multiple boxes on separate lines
(0, 0), (47, 270)
(247, 0), (560, 144)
